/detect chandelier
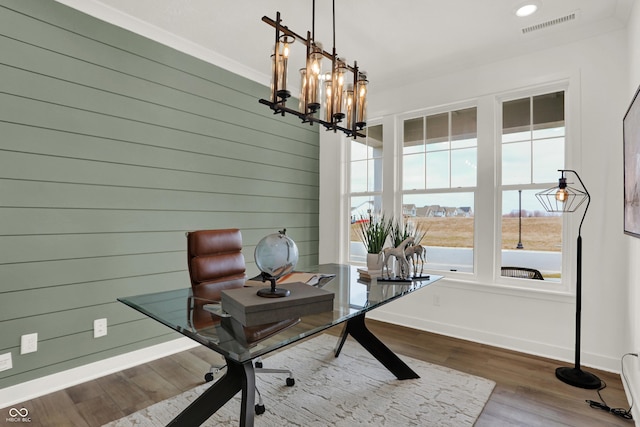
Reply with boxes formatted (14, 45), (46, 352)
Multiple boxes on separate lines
(258, 0), (368, 138)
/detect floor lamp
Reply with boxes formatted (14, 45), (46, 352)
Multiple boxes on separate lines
(535, 169), (601, 389)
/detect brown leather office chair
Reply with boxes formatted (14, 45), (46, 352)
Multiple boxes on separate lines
(186, 229), (296, 415)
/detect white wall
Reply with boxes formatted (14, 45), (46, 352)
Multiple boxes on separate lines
(320, 28), (631, 372)
(625, 0), (640, 420)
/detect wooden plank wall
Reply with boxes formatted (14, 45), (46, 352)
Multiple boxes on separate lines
(0, 0), (319, 389)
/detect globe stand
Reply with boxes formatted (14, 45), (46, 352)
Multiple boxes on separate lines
(256, 272), (291, 298)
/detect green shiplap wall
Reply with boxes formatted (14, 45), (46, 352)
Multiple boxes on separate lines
(0, 0), (319, 389)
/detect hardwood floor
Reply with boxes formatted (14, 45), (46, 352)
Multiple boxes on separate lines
(2, 320), (633, 426)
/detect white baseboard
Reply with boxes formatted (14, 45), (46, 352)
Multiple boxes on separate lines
(621, 358), (640, 424)
(1, 313), (625, 410)
(368, 309), (620, 373)
(0, 337), (199, 409)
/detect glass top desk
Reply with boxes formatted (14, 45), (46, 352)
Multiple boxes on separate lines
(119, 264), (442, 427)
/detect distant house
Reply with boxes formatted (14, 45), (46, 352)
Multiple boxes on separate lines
(443, 207), (458, 217)
(457, 207), (473, 217)
(423, 205), (446, 217)
(415, 206), (431, 217)
(350, 200), (375, 222)
(414, 205), (473, 218)
(402, 204), (417, 217)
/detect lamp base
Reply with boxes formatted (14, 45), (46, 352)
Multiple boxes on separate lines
(555, 366), (601, 389)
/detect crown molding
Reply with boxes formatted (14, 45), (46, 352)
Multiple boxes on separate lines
(54, 0), (270, 86)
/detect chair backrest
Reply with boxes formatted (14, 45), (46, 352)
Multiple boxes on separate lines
(501, 266), (544, 280)
(186, 229), (299, 343)
(186, 229), (246, 300)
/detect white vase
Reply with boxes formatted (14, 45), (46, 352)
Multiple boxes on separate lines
(366, 253), (383, 271)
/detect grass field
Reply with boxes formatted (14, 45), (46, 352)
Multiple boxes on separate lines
(350, 216), (562, 252)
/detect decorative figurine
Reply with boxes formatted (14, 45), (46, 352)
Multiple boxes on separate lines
(405, 244), (427, 277)
(381, 236), (414, 280)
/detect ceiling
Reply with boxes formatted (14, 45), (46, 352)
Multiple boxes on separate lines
(59, 0), (634, 92)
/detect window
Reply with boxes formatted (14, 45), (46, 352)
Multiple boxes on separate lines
(349, 124), (384, 264)
(339, 82), (571, 292)
(500, 91), (565, 281)
(402, 107), (477, 273)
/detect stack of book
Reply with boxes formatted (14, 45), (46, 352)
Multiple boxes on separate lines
(221, 282), (335, 327)
(357, 268), (381, 281)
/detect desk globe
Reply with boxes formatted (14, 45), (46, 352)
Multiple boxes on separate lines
(254, 229), (299, 298)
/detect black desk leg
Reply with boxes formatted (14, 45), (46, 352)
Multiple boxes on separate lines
(335, 313), (419, 380)
(168, 358), (255, 427)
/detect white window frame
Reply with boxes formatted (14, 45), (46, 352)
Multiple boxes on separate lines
(494, 81), (574, 294)
(346, 119), (385, 266)
(397, 101), (479, 275)
(338, 79), (578, 297)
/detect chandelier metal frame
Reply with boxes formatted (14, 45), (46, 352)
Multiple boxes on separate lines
(258, 0), (368, 138)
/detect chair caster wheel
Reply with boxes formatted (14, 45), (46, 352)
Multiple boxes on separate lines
(254, 361), (263, 368)
(255, 404), (265, 415)
(204, 372), (214, 382)
(286, 377), (295, 387)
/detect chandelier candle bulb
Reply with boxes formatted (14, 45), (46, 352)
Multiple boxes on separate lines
(345, 84), (354, 127)
(324, 79), (333, 121)
(269, 53), (276, 103)
(355, 70), (368, 129)
(305, 42), (323, 113)
(298, 68), (307, 113)
(273, 35), (293, 100)
(333, 57), (347, 120)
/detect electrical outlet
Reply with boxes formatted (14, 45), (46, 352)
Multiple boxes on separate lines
(20, 333), (38, 354)
(94, 318), (107, 338)
(0, 353), (12, 372)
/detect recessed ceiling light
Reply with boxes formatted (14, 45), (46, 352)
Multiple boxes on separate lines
(516, 3), (539, 17)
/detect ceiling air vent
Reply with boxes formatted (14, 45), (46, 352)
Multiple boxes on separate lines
(522, 12), (576, 34)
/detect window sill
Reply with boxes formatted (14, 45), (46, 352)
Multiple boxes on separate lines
(431, 273), (574, 303)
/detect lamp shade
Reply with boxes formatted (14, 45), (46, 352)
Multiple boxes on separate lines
(535, 177), (588, 213)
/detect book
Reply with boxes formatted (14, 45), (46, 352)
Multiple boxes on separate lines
(245, 271), (336, 287)
(220, 282), (335, 326)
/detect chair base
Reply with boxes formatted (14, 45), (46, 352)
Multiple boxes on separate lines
(204, 359), (295, 415)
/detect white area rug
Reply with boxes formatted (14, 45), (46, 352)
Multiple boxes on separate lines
(104, 334), (495, 426)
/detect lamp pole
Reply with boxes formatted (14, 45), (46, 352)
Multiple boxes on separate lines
(535, 170), (599, 388)
(516, 189), (524, 249)
(535, 169), (599, 389)
(554, 170), (600, 389)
